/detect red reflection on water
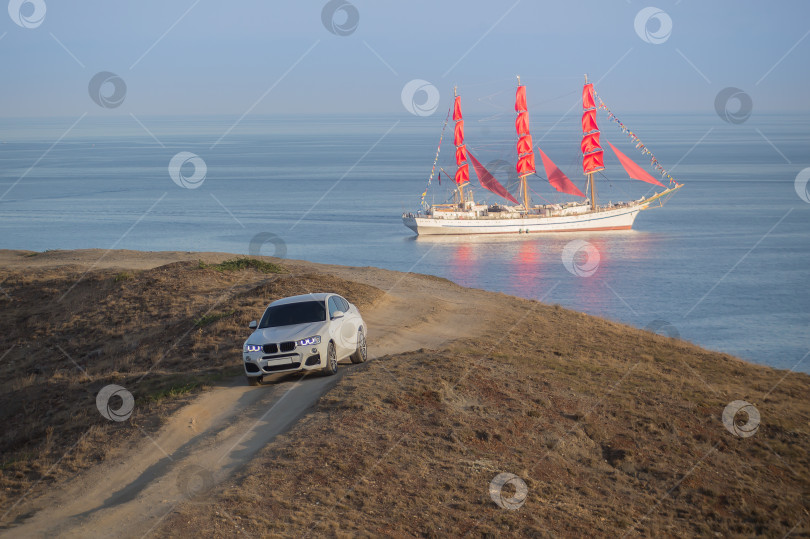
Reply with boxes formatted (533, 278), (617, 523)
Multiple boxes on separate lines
(430, 230), (661, 317)
(449, 242), (476, 286)
(573, 238), (609, 309)
(511, 240), (543, 298)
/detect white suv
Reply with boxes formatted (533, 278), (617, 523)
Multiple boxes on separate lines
(243, 293), (367, 385)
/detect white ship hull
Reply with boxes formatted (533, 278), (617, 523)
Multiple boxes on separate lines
(403, 204), (646, 235)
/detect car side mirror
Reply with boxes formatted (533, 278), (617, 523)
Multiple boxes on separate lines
(249, 320), (257, 329)
(331, 310), (344, 320)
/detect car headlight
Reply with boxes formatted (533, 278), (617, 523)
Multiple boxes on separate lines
(244, 344), (263, 353)
(296, 336), (321, 347)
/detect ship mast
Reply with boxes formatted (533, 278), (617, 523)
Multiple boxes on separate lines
(522, 173), (530, 212)
(586, 77), (596, 209)
(518, 75), (529, 212)
(582, 74), (605, 210)
(452, 86), (470, 206)
(515, 76), (536, 212)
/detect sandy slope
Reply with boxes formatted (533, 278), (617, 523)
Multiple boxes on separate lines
(0, 250), (495, 538)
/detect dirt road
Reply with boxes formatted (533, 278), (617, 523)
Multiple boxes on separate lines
(1, 251), (494, 538)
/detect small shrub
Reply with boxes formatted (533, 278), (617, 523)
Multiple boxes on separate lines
(147, 381), (202, 402)
(194, 309), (236, 328)
(199, 258), (286, 274)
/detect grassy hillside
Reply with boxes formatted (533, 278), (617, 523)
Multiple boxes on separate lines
(163, 297), (810, 537)
(0, 250), (807, 536)
(0, 257), (383, 511)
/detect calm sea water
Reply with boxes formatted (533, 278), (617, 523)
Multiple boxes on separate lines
(1, 113), (808, 372)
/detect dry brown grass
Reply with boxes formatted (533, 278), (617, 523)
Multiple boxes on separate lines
(0, 259), (384, 512)
(161, 294), (810, 537)
(2, 251), (808, 536)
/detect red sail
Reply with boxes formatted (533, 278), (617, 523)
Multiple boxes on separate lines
(581, 109), (599, 134)
(515, 111), (530, 136)
(454, 163), (469, 185)
(515, 85), (527, 112)
(581, 132), (601, 155)
(454, 120), (464, 146)
(582, 83), (596, 109)
(515, 84), (536, 178)
(581, 81), (604, 175)
(467, 150), (519, 204)
(453, 94), (468, 185)
(517, 134), (533, 155)
(537, 148), (585, 197)
(516, 153), (536, 176)
(583, 151), (604, 175)
(607, 141), (665, 187)
(455, 145), (467, 166)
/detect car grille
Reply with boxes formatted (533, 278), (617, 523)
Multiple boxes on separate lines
(262, 342), (297, 354)
(263, 362), (301, 372)
(261, 353), (297, 360)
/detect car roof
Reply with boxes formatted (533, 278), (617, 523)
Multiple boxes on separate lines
(269, 293), (336, 307)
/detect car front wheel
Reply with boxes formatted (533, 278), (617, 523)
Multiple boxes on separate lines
(350, 329), (367, 364)
(322, 342), (338, 376)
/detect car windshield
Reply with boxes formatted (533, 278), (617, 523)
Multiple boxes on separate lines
(258, 300), (326, 328)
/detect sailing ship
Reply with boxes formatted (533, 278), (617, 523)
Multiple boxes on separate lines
(402, 76), (683, 235)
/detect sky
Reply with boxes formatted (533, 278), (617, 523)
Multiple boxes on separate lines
(0, 0), (808, 118)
